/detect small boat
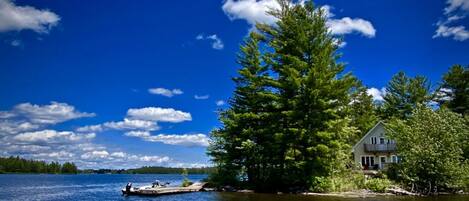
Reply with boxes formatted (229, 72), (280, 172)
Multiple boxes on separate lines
(122, 180), (206, 196)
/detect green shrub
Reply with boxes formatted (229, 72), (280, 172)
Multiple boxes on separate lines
(180, 168), (193, 187)
(311, 176), (333, 193)
(384, 163), (400, 181)
(365, 178), (391, 193)
(181, 178), (193, 187)
(310, 172), (366, 193)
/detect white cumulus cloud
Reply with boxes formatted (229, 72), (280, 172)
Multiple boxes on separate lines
(13, 130), (95, 145)
(366, 87), (386, 102)
(444, 0), (469, 14)
(125, 131), (210, 147)
(0, 120), (40, 135)
(148, 87), (183, 97)
(434, 0), (469, 41)
(103, 118), (159, 131)
(196, 34), (224, 50)
(127, 107), (192, 123)
(75, 124), (103, 133)
(80, 150), (109, 160)
(0, 0), (60, 33)
(139, 155), (171, 163)
(216, 100), (226, 106)
(222, 0), (376, 37)
(13, 102), (95, 125)
(194, 94), (210, 100)
(434, 24), (469, 41)
(327, 17), (376, 37)
(222, 0), (280, 26)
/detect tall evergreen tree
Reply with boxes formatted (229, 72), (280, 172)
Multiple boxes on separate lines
(436, 65), (469, 116)
(260, 1), (356, 189)
(348, 85), (379, 143)
(209, 0), (358, 192)
(208, 32), (276, 190)
(382, 71), (431, 119)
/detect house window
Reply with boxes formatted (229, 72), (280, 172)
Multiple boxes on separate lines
(361, 156), (375, 166)
(379, 138), (385, 144)
(391, 155), (398, 163)
(371, 137), (377, 144)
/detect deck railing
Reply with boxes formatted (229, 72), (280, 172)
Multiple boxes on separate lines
(364, 143), (396, 152)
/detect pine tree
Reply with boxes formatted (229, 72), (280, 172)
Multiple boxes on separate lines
(259, 0), (356, 189)
(209, 0), (358, 192)
(348, 85), (379, 143)
(436, 65), (469, 116)
(208, 32), (275, 190)
(382, 72), (430, 119)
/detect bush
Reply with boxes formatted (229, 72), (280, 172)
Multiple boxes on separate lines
(310, 172), (366, 193)
(387, 107), (469, 194)
(205, 167), (241, 188)
(180, 168), (193, 187)
(384, 163), (400, 181)
(311, 176), (334, 193)
(365, 178), (391, 193)
(181, 178), (193, 187)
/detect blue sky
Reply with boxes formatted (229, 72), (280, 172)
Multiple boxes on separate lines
(0, 0), (468, 169)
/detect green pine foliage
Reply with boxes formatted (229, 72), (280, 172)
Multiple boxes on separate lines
(208, 0), (358, 192)
(381, 71), (431, 120)
(436, 65), (469, 116)
(347, 85), (379, 143)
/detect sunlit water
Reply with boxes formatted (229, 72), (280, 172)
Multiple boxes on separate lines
(0, 174), (468, 201)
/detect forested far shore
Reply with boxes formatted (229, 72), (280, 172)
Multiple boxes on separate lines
(0, 156), (214, 175)
(81, 166), (215, 174)
(0, 156), (78, 174)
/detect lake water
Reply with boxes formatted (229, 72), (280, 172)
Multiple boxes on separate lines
(0, 174), (468, 201)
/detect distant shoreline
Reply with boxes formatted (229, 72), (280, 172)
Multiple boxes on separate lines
(0, 172), (209, 175)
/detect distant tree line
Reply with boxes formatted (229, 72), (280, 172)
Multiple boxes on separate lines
(124, 166), (215, 174)
(207, 0), (469, 194)
(80, 166), (215, 174)
(0, 156), (78, 174)
(0, 156), (214, 175)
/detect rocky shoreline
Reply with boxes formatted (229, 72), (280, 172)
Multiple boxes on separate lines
(205, 186), (420, 197)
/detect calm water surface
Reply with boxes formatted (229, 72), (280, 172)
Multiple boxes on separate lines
(0, 174), (467, 201)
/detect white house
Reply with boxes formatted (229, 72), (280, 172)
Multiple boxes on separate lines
(352, 121), (398, 170)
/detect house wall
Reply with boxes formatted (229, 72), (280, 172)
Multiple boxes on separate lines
(353, 122), (397, 169)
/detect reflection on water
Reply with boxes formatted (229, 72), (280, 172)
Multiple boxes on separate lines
(0, 174), (467, 201)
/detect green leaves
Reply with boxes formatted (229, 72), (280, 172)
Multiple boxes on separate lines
(388, 106), (469, 193)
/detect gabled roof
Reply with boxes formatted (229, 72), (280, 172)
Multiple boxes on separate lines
(352, 121), (385, 152)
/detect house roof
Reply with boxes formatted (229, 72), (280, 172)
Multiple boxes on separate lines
(351, 121), (385, 152)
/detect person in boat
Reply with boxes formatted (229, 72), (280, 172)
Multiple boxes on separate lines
(152, 180), (161, 188)
(125, 182), (132, 193)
